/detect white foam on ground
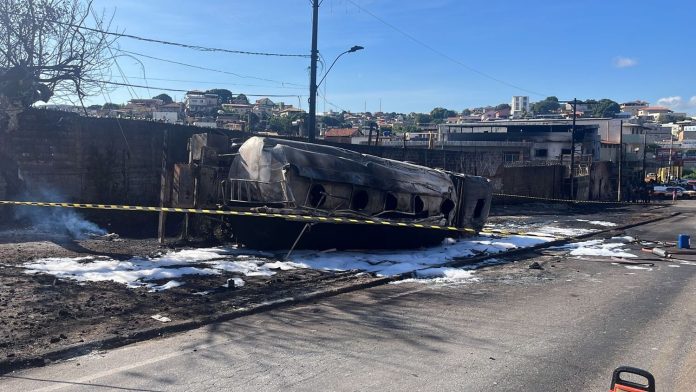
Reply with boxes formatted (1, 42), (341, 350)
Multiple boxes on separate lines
(23, 234), (553, 288)
(22, 247), (296, 290)
(624, 265), (652, 271)
(526, 227), (595, 237)
(555, 239), (637, 258)
(576, 219), (618, 227)
(288, 235), (550, 277)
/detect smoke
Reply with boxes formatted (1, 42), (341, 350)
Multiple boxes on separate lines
(14, 188), (107, 239)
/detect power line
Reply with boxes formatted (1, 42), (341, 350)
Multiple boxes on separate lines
(84, 78), (303, 98)
(6, 10), (309, 58)
(124, 76), (305, 90)
(117, 49), (306, 87)
(344, 0), (547, 97)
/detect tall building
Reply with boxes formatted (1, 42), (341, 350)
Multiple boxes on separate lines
(511, 96), (530, 118)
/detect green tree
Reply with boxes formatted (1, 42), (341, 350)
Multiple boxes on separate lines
(153, 93), (173, 104)
(462, 109), (472, 116)
(205, 89), (233, 104)
(413, 113), (432, 124)
(102, 103), (120, 110)
(592, 99), (620, 118)
(321, 116), (342, 127)
(430, 107), (455, 123)
(495, 103), (511, 111)
(531, 96), (560, 114)
(234, 94), (249, 105)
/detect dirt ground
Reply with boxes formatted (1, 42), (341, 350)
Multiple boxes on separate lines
(0, 202), (668, 370)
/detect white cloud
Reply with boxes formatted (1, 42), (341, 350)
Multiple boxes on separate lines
(613, 56), (638, 68)
(656, 96), (696, 114)
(657, 96), (683, 109)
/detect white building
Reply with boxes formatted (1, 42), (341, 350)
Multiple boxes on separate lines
(510, 96), (529, 118)
(185, 91), (219, 114)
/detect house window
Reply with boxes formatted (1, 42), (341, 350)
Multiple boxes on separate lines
(503, 151), (520, 162)
(534, 149), (548, 158)
(561, 148), (571, 155)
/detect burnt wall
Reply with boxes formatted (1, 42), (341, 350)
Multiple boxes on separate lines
(6, 110), (244, 205)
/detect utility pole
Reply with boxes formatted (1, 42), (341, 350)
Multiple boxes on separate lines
(642, 132), (647, 181)
(307, 0), (319, 141)
(668, 134), (674, 181)
(569, 98), (577, 199)
(618, 120), (623, 201)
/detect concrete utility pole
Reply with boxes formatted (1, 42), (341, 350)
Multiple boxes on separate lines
(569, 98), (577, 199)
(618, 120), (623, 201)
(641, 133), (647, 182)
(307, 0), (319, 141)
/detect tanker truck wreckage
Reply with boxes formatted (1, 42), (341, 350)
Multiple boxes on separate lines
(172, 134), (492, 250)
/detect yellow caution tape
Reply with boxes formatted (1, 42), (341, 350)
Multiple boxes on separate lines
(0, 200), (478, 233)
(0, 200), (568, 239)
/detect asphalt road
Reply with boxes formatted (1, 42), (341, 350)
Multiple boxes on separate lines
(2, 205), (695, 391)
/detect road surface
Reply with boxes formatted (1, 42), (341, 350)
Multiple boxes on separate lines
(2, 204), (695, 391)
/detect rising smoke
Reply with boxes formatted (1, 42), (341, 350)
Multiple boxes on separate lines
(14, 188), (107, 239)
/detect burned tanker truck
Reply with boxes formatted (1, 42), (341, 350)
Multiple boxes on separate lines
(172, 134), (491, 250)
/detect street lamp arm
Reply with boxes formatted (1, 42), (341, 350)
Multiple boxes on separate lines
(316, 46), (363, 89)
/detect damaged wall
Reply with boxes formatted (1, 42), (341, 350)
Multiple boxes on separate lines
(6, 110), (244, 205)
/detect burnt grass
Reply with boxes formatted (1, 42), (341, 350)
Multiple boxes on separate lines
(0, 232), (372, 369)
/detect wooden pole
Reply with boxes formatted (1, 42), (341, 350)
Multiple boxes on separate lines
(158, 130), (168, 244)
(618, 120), (623, 201)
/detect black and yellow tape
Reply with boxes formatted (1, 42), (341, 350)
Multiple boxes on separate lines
(0, 200), (473, 233)
(0, 200), (566, 239)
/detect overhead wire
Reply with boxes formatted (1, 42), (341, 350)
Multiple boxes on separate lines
(84, 78), (303, 98)
(123, 76), (305, 90)
(344, 0), (547, 97)
(5, 10), (309, 58)
(117, 49), (306, 87)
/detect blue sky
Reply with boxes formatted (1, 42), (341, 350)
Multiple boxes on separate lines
(88, 0), (696, 114)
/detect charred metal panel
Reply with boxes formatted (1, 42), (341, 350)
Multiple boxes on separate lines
(190, 133), (229, 162)
(196, 166), (219, 207)
(172, 163), (194, 208)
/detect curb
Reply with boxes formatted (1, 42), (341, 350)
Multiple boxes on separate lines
(0, 211), (678, 375)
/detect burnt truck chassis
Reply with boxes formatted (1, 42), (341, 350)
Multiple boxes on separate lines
(172, 133), (492, 250)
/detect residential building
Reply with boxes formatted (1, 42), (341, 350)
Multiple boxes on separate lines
(152, 102), (183, 124)
(185, 91), (219, 115)
(510, 96), (529, 118)
(620, 100), (649, 115)
(323, 127), (363, 144)
(279, 107), (306, 118)
(221, 103), (253, 116)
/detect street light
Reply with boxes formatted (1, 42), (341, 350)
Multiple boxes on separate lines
(307, 45), (364, 141)
(316, 46), (364, 89)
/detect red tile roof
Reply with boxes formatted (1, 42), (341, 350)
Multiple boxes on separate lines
(324, 128), (361, 137)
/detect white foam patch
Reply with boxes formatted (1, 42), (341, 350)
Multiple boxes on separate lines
(624, 265), (652, 270)
(289, 235), (551, 276)
(23, 234), (553, 289)
(576, 219), (617, 227)
(526, 227), (595, 237)
(23, 247), (295, 290)
(395, 268), (479, 285)
(556, 239), (638, 258)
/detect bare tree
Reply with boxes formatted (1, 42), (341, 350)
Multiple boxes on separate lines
(0, 0), (117, 197)
(0, 0), (116, 119)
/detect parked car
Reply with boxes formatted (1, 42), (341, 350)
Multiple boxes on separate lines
(653, 186), (686, 199)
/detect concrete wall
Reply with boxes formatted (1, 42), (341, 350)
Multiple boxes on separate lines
(5, 110), (244, 205)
